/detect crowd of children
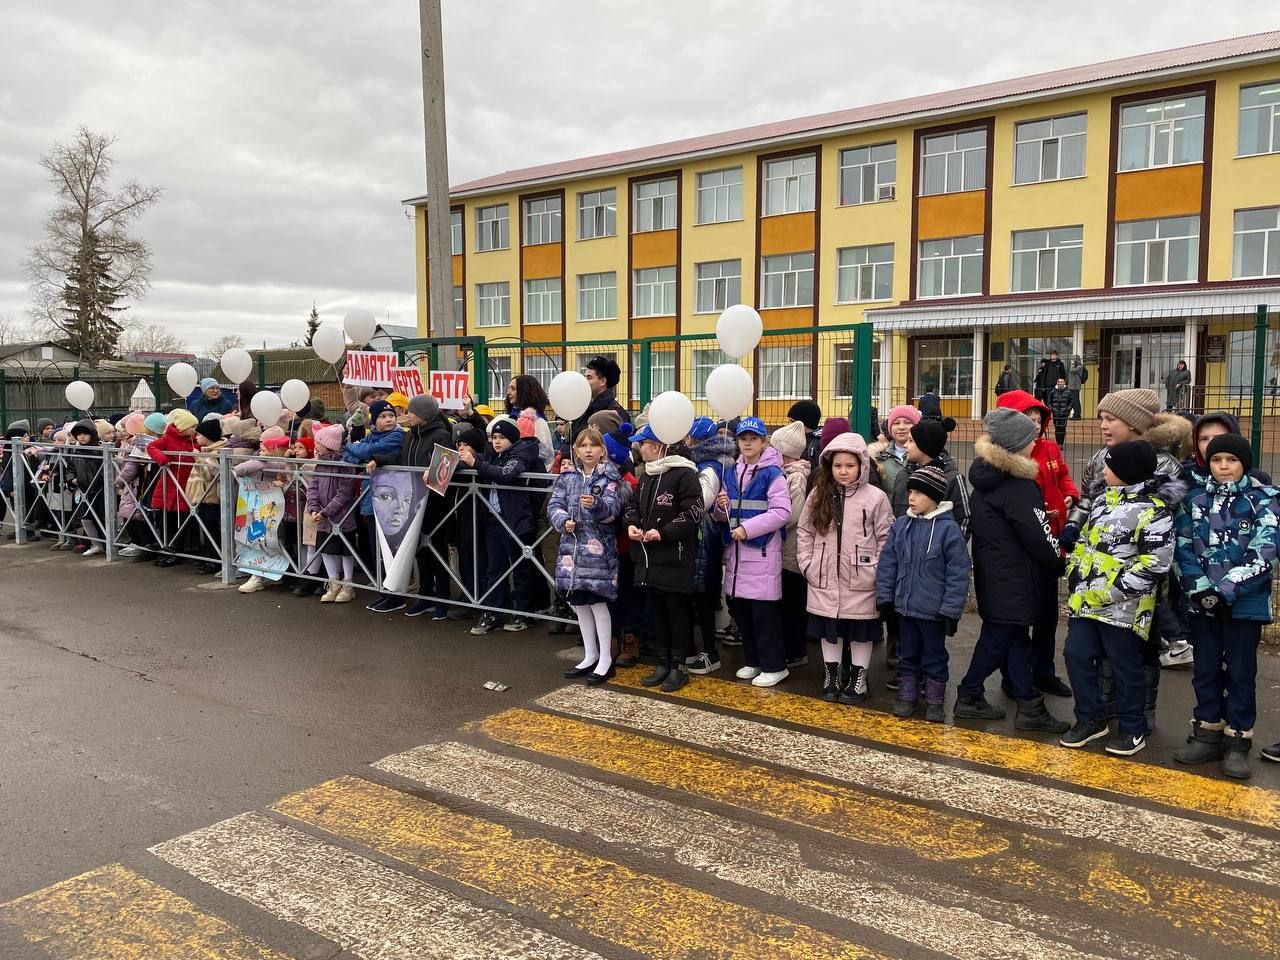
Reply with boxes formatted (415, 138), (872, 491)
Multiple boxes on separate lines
(4, 372), (1279, 779)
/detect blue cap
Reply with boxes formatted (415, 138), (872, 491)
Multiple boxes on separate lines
(735, 416), (766, 438)
(688, 416), (718, 441)
(632, 424), (661, 444)
(603, 423), (633, 465)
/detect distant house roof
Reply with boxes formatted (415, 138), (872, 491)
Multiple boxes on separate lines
(405, 29), (1280, 203)
(0, 340), (72, 362)
(123, 351), (197, 364)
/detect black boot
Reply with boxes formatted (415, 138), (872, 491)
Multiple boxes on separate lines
(838, 665), (867, 705)
(1014, 695), (1070, 733)
(954, 693), (1006, 720)
(923, 678), (947, 724)
(661, 664), (689, 693)
(1143, 662), (1160, 733)
(892, 675), (919, 718)
(1172, 720), (1224, 765)
(821, 662), (840, 702)
(1222, 730), (1254, 780)
(640, 661), (670, 687)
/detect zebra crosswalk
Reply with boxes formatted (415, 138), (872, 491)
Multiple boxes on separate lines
(3, 667), (1278, 959)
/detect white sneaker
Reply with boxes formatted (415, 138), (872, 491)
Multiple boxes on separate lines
(118, 544), (142, 558)
(751, 669), (790, 688)
(1159, 641), (1194, 669)
(320, 581), (340, 603)
(81, 545), (103, 557)
(735, 665), (761, 680)
(686, 653), (721, 675)
(238, 575), (267, 594)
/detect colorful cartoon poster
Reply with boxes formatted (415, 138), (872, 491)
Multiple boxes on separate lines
(370, 467), (427, 594)
(234, 479), (290, 580)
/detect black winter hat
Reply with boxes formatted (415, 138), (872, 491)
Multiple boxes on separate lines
(1104, 440), (1158, 486)
(787, 400), (822, 431)
(196, 419), (223, 442)
(456, 427), (487, 453)
(906, 464), (949, 504)
(1205, 433), (1253, 474)
(910, 417), (955, 459)
(585, 355), (621, 388)
(490, 419), (520, 444)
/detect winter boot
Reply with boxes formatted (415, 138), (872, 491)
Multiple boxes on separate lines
(1014, 695), (1071, 734)
(640, 660), (670, 687)
(892, 675), (919, 718)
(616, 632), (640, 668)
(821, 662), (841, 702)
(954, 693), (1006, 720)
(1172, 720), (1225, 765)
(1099, 657), (1117, 721)
(839, 665), (868, 705)
(661, 665), (689, 693)
(1222, 729), (1254, 780)
(1142, 662), (1160, 733)
(924, 678), (947, 724)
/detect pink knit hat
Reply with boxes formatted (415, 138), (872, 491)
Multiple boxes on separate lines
(313, 424), (344, 451)
(517, 407), (538, 439)
(120, 412), (146, 437)
(887, 404), (922, 428)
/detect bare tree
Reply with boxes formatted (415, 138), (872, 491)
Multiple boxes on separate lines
(206, 334), (246, 358)
(118, 323), (187, 355)
(24, 126), (161, 363)
(0, 315), (40, 345)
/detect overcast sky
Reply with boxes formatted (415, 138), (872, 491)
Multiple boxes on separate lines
(0, 1), (1276, 353)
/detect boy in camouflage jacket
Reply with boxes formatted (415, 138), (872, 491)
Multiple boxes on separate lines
(1172, 433), (1280, 779)
(1061, 441), (1175, 758)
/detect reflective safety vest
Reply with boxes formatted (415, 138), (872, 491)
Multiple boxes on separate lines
(721, 461), (783, 549)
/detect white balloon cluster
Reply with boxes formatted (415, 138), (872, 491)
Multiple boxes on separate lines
(703, 304), (763, 419)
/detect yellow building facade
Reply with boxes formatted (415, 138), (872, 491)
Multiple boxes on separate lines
(408, 33), (1280, 420)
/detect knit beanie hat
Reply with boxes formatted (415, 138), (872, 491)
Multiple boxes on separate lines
(262, 433), (291, 451)
(1104, 440), (1158, 485)
(490, 418), (520, 445)
(910, 417), (955, 459)
(787, 400), (822, 431)
(296, 436), (315, 457)
(202, 411), (224, 422)
(237, 418), (262, 443)
(887, 404), (922, 428)
(386, 392), (410, 410)
(1097, 388), (1160, 434)
(143, 412), (168, 435)
(587, 409), (623, 435)
(195, 419), (223, 442)
(313, 423), (344, 451)
(199, 377), (218, 392)
(367, 399), (393, 423)
(1205, 433), (1253, 474)
(487, 414), (515, 435)
(604, 423), (634, 466)
(95, 419), (115, 442)
(171, 409), (198, 432)
(906, 464), (949, 504)
(456, 427), (487, 453)
(36, 417), (54, 434)
(771, 420), (808, 459)
(820, 417), (852, 451)
(984, 408), (1039, 453)
(517, 408), (538, 439)
(407, 394), (439, 421)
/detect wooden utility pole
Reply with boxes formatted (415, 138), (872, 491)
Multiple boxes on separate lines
(419, 0), (455, 356)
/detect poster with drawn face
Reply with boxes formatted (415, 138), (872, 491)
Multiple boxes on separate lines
(424, 444), (460, 496)
(371, 467), (427, 593)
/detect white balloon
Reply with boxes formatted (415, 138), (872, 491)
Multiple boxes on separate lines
(705, 364), (754, 419)
(166, 362), (198, 398)
(648, 390), (695, 445)
(343, 307), (377, 346)
(249, 391), (283, 426)
(716, 304), (764, 360)
(312, 324), (347, 364)
(221, 347), (253, 384)
(65, 380), (94, 411)
(280, 378), (310, 412)
(548, 370), (592, 421)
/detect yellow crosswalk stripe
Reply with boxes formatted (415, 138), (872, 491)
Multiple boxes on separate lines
(273, 776), (892, 960)
(0, 863), (293, 960)
(480, 706), (1280, 956)
(611, 668), (1280, 830)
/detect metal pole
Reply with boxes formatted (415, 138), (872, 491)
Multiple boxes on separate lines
(152, 361), (163, 409)
(473, 339), (489, 404)
(12, 441), (27, 544)
(1251, 303), (1268, 465)
(852, 322), (874, 442)
(256, 353), (267, 390)
(102, 445), (118, 561)
(638, 340), (653, 409)
(419, 0), (456, 371)
(219, 448), (236, 585)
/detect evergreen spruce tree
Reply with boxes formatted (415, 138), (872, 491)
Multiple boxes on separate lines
(305, 302), (321, 346)
(59, 231), (127, 360)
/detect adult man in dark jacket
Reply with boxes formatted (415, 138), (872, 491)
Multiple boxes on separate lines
(1034, 352), (1068, 404)
(917, 386), (942, 420)
(954, 408), (1070, 733)
(571, 356), (630, 437)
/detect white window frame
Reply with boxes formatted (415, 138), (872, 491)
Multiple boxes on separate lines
(1114, 216), (1200, 286)
(577, 188), (617, 240)
(632, 178), (677, 233)
(452, 284), (464, 329)
(836, 244), (894, 303)
(762, 155), (816, 216)
(761, 253), (815, 308)
(838, 143), (896, 205)
(523, 196), (562, 246)
(450, 210), (463, 255)
(524, 354), (560, 391)
(523, 278), (561, 325)
(1010, 227), (1083, 292)
(914, 337), (974, 399)
(487, 355), (512, 403)
(758, 345), (812, 400)
(651, 349), (676, 395)
(691, 349), (731, 400)
(576, 272), (618, 321)
(1118, 94), (1205, 172)
(917, 236), (984, 298)
(1239, 81), (1280, 157)
(694, 260), (742, 314)
(1232, 207), (1280, 279)
(476, 281), (510, 327)
(920, 129), (987, 196)
(632, 266), (676, 317)
(1013, 114), (1087, 184)
(695, 167), (743, 224)
(475, 204), (510, 252)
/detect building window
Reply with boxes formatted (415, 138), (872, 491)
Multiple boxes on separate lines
(1119, 94), (1205, 171)
(920, 129), (987, 196)
(523, 197), (562, 245)
(452, 285), (464, 329)
(836, 244), (894, 303)
(450, 210), (463, 255)
(759, 345), (812, 400)
(691, 349), (731, 399)
(916, 337), (973, 399)
(1007, 336), (1074, 391)
(651, 349), (676, 395)
(1114, 216), (1199, 286)
(762, 154), (816, 216)
(632, 266), (676, 317)
(838, 143), (896, 204)
(1239, 81), (1280, 156)
(1234, 207), (1280, 278)
(487, 355), (512, 402)
(1227, 328), (1280, 397)
(475, 204), (509, 252)
(918, 236), (983, 298)
(524, 354), (560, 391)
(696, 167), (743, 224)
(833, 341), (881, 399)
(761, 253), (814, 308)
(476, 281), (510, 327)
(1014, 114), (1086, 184)
(523, 278), (561, 325)
(1011, 227), (1083, 292)
(694, 260), (742, 313)
(577, 188), (617, 240)
(632, 178), (677, 233)
(577, 272), (617, 321)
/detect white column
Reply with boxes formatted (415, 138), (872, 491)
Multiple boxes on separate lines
(1184, 317), (1200, 411)
(971, 326), (986, 416)
(1072, 320), (1085, 359)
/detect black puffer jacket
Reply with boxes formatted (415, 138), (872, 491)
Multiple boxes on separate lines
(622, 446), (703, 593)
(968, 436), (1065, 625)
(379, 416), (457, 534)
(474, 436), (546, 536)
(571, 388), (630, 437)
(68, 420), (107, 515)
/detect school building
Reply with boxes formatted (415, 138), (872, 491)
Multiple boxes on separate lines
(405, 30), (1280, 421)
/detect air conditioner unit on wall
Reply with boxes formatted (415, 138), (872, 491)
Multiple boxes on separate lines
(878, 185), (896, 201)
